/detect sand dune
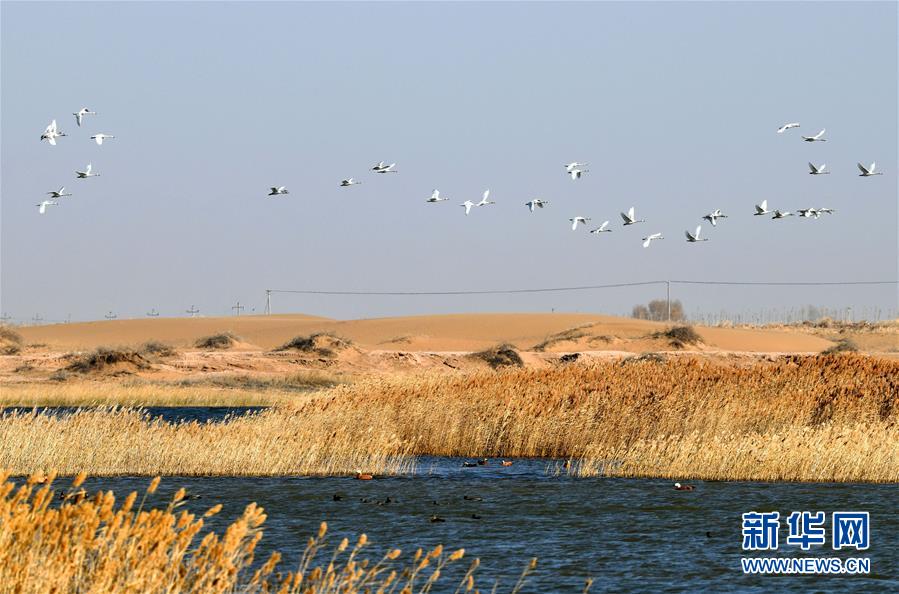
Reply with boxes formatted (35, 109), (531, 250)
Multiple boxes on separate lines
(14, 312), (834, 353)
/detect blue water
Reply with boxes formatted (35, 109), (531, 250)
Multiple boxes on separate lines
(1, 406), (266, 424)
(78, 458), (897, 593)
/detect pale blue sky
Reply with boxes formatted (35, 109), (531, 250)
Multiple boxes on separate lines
(2, 1), (896, 322)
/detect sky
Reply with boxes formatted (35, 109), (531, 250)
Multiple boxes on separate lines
(1, 1), (897, 323)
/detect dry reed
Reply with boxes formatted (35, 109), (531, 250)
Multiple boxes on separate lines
(0, 354), (896, 481)
(0, 473), (541, 593)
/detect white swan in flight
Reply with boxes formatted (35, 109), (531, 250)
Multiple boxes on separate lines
(798, 207), (836, 219)
(702, 209), (728, 226)
(772, 210), (793, 219)
(40, 120), (66, 145)
(569, 216), (590, 230)
(620, 207), (644, 226)
(808, 162), (829, 175)
(642, 233), (663, 248)
(268, 186), (289, 196)
(525, 199), (549, 212)
(590, 221), (612, 234)
(75, 163), (99, 178)
(754, 200), (771, 216)
(857, 162), (883, 177)
(91, 133), (115, 145)
(47, 187), (72, 199)
(565, 162), (587, 172)
(372, 162), (397, 173)
(776, 122), (800, 134)
(36, 200), (58, 214)
(476, 190), (494, 207)
(340, 178), (361, 186)
(685, 226), (708, 242)
(569, 168), (588, 180)
(73, 108), (96, 127)
(802, 129), (826, 142)
(461, 200), (475, 215)
(426, 189), (448, 203)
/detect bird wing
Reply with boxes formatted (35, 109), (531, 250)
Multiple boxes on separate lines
(482, 189), (490, 201)
(85, 163), (92, 174)
(599, 220), (609, 231)
(47, 136), (56, 146)
(695, 226), (702, 238)
(527, 202), (535, 212)
(39, 203), (47, 214)
(685, 230), (694, 241)
(75, 113), (83, 127)
(814, 129), (825, 139)
(808, 162), (818, 173)
(571, 219), (578, 230)
(620, 211), (630, 223)
(642, 237), (652, 248)
(432, 190), (440, 200)
(869, 162), (876, 173)
(50, 120), (57, 133)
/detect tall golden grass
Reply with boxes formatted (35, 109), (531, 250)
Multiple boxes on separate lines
(1, 354), (896, 481)
(1, 473), (554, 593)
(0, 371), (344, 407)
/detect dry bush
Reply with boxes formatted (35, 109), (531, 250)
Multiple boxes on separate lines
(65, 347), (151, 374)
(822, 338), (859, 355)
(469, 343), (524, 368)
(652, 325), (702, 349)
(532, 325), (593, 351)
(0, 473), (508, 594)
(276, 332), (353, 357)
(0, 325), (23, 355)
(140, 340), (177, 357)
(194, 332), (237, 350)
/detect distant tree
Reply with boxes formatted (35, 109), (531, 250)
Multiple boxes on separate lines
(632, 304), (650, 320)
(632, 299), (685, 322)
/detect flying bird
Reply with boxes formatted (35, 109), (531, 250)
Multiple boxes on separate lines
(808, 162), (829, 175)
(476, 190), (494, 207)
(73, 108), (96, 127)
(776, 122), (800, 134)
(620, 207), (645, 226)
(90, 133), (115, 145)
(802, 129), (826, 142)
(75, 163), (99, 178)
(754, 200), (771, 216)
(685, 226), (708, 242)
(857, 162), (883, 177)
(569, 216), (590, 231)
(461, 200), (475, 215)
(702, 209), (728, 226)
(372, 162), (397, 173)
(47, 187), (72, 199)
(797, 208), (820, 219)
(772, 210), (793, 219)
(40, 120), (66, 146)
(426, 189), (448, 203)
(569, 168), (588, 180)
(36, 200), (58, 214)
(525, 199), (549, 212)
(642, 233), (663, 248)
(590, 221), (612, 234)
(565, 162), (587, 172)
(340, 178), (361, 186)
(268, 186), (289, 196)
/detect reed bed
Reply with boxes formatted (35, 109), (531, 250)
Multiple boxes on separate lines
(1, 473), (549, 593)
(0, 354), (896, 481)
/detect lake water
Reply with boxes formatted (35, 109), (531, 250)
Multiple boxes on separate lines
(77, 461), (897, 593)
(8, 407), (897, 592)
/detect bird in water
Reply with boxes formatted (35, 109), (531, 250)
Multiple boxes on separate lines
(673, 482), (695, 491)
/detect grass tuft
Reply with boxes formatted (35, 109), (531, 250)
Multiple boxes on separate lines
(65, 347), (151, 374)
(275, 332), (353, 357)
(652, 325), (702, 349)
(470, 343), (524, 369)
(822, 338), (859, 355)
(0, 325), (23, 355)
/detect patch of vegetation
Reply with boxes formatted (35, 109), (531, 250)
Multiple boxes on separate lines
(275, 332), (353, 358)
(470, 343), (524, 369)
(65, 347), (151, 374)
(0, 326), (23, 355)
(559, 353), (580, 364)
(532, 325), (594, 352)
(169, 371), (343, 392)
(652, 325), (702, 349)
(822, 338), (859, 355)
(194, 332), (238, 350)
(632, 299), (685, 322)
(49, 369), (70, 382)
(623, 352), (667, 364)
(140, 341), (177, 357)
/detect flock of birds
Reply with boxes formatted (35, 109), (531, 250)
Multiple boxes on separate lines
(37, 114), (882, 248)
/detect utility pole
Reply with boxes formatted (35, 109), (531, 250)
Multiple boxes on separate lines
(264, 290), (272, 315)
(186, 306), (200, 318)
(232, 301), (244, 316)
(666, 280), (671, 322)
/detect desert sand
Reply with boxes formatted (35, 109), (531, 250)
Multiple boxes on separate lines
(13, 312), (836, 353)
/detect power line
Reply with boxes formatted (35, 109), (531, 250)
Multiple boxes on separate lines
(267, 279), (897, 297)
